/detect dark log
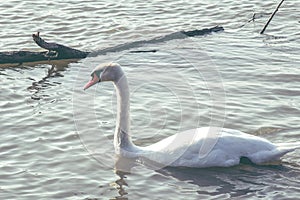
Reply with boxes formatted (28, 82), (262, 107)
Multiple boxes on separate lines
(0, 32), (90, 65)
(0, 26), (224, 65)
(32, 32), (89, 59)
(0, 50), (49, 64)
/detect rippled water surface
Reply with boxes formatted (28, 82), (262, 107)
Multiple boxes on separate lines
(1, 0), (300, 199)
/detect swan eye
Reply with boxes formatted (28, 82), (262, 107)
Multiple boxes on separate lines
(91, 70), (102, 79)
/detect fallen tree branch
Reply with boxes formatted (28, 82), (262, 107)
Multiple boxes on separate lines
(260, 0), (285, 34)
(0, 26), (224, 65)
(0, 32), (90, 65)
(0, 50), (50, 64)
(32, 32), (89, 59)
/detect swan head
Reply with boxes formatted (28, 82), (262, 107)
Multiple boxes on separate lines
(84, 62), (123, 90)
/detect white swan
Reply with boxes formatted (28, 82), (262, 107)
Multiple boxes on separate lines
(84, 62), (299, 168)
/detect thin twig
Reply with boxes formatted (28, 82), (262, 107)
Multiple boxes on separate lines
(260, 0), (285, 34)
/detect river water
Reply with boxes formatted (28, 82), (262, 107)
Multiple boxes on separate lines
(1, 0), (300, 199)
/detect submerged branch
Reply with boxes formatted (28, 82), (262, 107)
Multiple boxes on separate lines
(260, 0), (285, 34)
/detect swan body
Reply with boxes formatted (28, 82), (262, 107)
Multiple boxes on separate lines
(84, 62), (298, 168)
(138, 127), (294, 167)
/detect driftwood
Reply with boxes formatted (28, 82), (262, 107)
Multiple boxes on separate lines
(32, 32), (89, 59)
(0, 32), (89, 65)
(0, 26), (224, 65)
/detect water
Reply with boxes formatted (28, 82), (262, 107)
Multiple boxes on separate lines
(1, 0), (300, 199)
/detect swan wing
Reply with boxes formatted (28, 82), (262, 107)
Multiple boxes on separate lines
(135, 127), (296, 168)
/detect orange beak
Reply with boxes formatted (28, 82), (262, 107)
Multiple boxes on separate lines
(84, 74), (100, 90)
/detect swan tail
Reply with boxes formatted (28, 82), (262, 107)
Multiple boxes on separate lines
(248, 143), (298, 164)
(276, 142), (300, 152)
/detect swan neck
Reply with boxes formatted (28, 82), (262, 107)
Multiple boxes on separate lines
(113, 75), (133, 150)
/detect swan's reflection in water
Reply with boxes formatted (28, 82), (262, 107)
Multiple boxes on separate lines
(111, 157), (136, 200)
(112, 156), (299, 199)
(110, 170), (129, 200)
